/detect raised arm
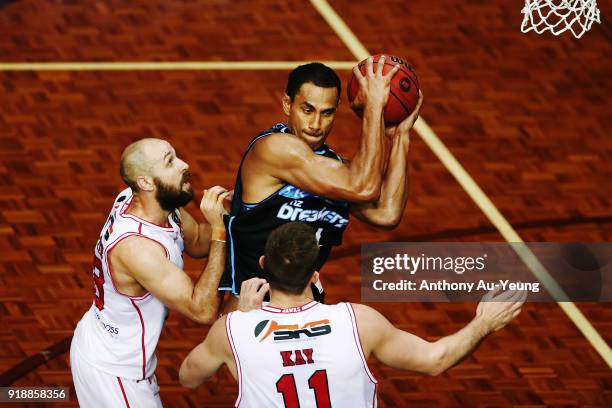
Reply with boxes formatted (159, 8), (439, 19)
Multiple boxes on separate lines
(179, 208), (212, 258)
(351, 92), (423, 229)
(180, 188), (233, 258)
(353, 288), (525, 375)
(111, 187), (229, 324)
(252, 57), (399, 203)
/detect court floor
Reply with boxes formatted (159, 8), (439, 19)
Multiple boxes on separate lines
(0, 0), (610, 406)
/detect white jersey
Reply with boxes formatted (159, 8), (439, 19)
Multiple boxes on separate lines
(227, 301), (377, 408)
(72, 188), (184, 380)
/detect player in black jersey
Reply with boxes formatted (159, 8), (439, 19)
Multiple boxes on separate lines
(219, 58), (423, 308)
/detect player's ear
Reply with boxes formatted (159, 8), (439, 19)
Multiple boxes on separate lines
(311, 271), (320, 285)
(258, 255), (265, 270)
(282, 94), (291, 116)
(136, 175), (154, 192)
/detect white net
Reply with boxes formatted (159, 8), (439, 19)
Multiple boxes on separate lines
(521, 0), (601, 38)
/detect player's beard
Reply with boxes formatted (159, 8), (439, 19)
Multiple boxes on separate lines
(153, 172), (193, 212)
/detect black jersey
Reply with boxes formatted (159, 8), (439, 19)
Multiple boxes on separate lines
(219, 123), (350, 295)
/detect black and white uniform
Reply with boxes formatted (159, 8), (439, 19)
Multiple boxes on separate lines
(219, 123), (350, 295)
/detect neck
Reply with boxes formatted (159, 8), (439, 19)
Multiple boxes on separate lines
(128, 193), (171, 226)
(267, 286), (315, 309)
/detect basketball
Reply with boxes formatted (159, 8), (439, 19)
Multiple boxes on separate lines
(347, 54), (420, 127)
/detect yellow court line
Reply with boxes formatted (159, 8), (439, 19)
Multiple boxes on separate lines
(309, 0), (612, 367)
(0, 61), (357, 71)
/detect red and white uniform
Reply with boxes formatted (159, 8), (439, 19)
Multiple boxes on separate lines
(70, 188), (184, 407)
(226, 301), (378, 408)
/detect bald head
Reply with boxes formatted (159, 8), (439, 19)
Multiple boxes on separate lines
(120, 138), (170, 191)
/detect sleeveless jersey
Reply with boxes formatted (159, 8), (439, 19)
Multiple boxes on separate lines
(72, 188), (184, 380)
(219, 123), (350, 294)
(226, 301), (377, 407)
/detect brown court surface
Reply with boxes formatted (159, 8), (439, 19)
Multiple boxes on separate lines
(0, 0), (611, 407)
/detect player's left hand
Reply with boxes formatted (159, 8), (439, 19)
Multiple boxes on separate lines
(200, 186), (230, 229)
(384, 90), (424, 140)
(237, 278), (270, 312)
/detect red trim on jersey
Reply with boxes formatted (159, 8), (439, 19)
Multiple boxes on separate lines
(346, 303), (378, 386)
(225, 313), (243, 407)
(138, 222), (142, 234)
(131, 299), (147, 380)
(120, 195), (174, 230)
(105, 233), (169, 299)
(261, 300), (319, 314)
(117, 377), (131, 408)
(372, 382), (378, 407)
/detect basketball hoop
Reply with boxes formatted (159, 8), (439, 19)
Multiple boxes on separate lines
(521, 0), (601, 39)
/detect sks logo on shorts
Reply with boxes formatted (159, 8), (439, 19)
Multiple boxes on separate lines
(254, 319), (332, 342)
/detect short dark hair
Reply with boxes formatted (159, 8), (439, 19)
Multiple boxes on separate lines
(264, 222), (320, 295)
(285, 62), (341, 102)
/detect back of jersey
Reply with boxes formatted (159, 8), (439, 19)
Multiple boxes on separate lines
(227, 302), (377, 408)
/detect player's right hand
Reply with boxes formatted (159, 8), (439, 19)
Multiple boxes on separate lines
(475, 285), (527, 333)
(237, 278), (270, 312)
(351, 56), (400, 110)
(199, 186), (230, 229)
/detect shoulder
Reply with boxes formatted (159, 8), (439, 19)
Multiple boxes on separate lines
(349, 302), (383, 320)
(348, 303), (392, 354)
(250, 132), (312, 161)
(348, 303), (391, 334)
(209, 315), (232, 355)
(211, 314), (229, 333)
(112, 234), (167, 261)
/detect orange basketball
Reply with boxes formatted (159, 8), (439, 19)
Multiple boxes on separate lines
(347, 54), (420, 127)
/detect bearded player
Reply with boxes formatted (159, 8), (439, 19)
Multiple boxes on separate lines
(70, 138), (266, 407)
(219, 57), (423, 307)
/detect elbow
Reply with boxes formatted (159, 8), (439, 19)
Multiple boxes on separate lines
(188, 306), (217, 325)
(363, 209), (402, 231)
(199, 309), (217, 325)
(374, 212), (402, 231)
(425, 343), (448, 376)
(353, 184), (382, 203)
(179, 362), (199, 389)
(192, 312), (216, 325)
(179, 375), (199, 389)
(427, 365), (445, 377)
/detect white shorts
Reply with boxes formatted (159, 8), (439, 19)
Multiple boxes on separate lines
(70, 339), (163, 408)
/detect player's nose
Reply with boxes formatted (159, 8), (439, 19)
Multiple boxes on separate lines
(177, 157), (188, 171)
(309, 114), (322, 132)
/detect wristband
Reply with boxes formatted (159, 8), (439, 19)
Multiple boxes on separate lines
(212, 228), (226, 242)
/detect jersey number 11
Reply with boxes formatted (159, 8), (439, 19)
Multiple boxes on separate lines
(276, 369), (330, 408)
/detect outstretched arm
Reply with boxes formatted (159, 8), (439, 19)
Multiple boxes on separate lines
(354, 287), (525, 375)
(351, 92), (423, 229)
